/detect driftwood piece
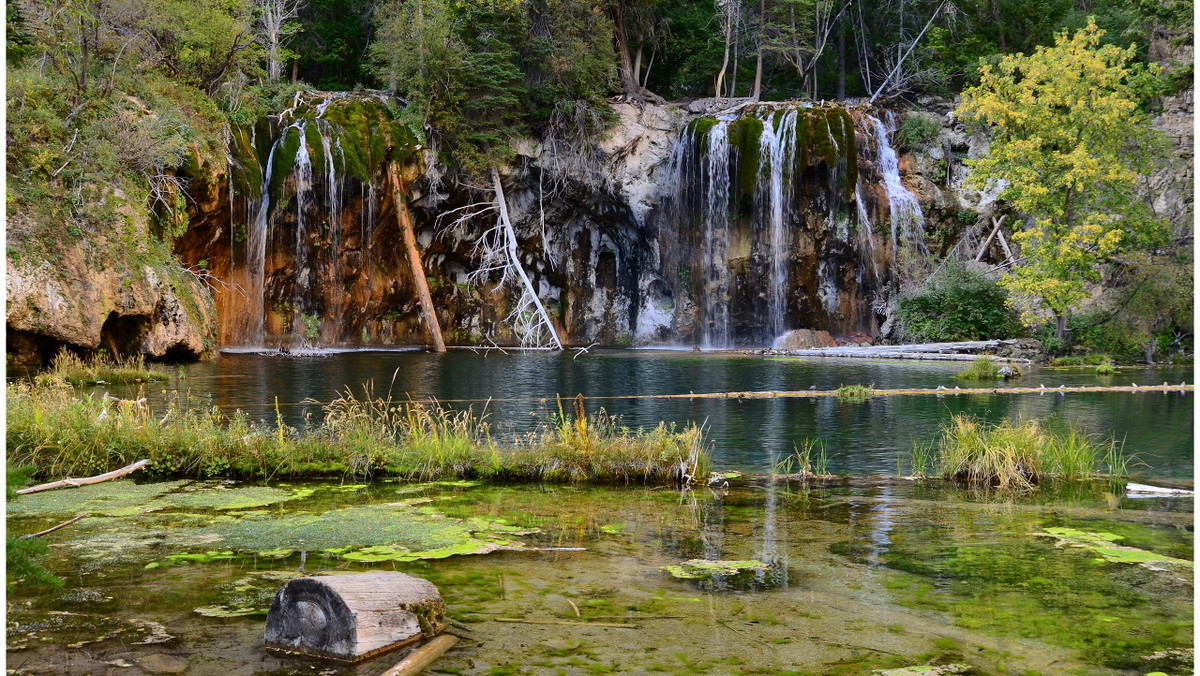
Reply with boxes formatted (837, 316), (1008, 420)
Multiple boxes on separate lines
(265, 573), (445, 663)
(380, 634), (459, 676)
(974, 215), (1007, 262)
(17, 460), (149, 495)
(493, 618), (640, 628)
(19, 514), (88, 538)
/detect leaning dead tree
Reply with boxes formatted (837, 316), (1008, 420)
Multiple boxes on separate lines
(445, 169), (563, 350)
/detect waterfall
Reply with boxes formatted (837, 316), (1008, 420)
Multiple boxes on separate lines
(868, 114), (926, 264)
(243, 128), (279, 347)
(652, 103), (918, 348)
(290, 123), (315, 341)
(702, 119), (732, 349)
(756, 109), (798, 341)
(320, 122), (344, 344)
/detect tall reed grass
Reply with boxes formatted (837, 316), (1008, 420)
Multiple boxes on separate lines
(6, 380), (709, 486)
(34, 352), (168, 387)
(914, 414), (1127, 490)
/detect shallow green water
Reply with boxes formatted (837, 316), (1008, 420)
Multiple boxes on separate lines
(92, 350), (1194, 479)
(7, 478), (1192, 675)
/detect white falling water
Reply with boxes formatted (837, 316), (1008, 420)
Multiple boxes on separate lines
(756, 109), (798, 340)
(319, 120), (344, 342)
(702, 119), (732, 348)
(242, 125), (281, 347)
(291, 123), (315, 340)
(868, 115), (926, 264)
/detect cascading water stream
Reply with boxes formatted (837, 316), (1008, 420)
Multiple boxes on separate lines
(756, 109), (798, 340)
(703, 119), (732, 349)
(868, 115), (926, 264)
(243, 127), (280, 347)
(291, 123), (315, 341)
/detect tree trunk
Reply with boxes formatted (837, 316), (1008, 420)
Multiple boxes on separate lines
(291, 57), (299, 83)
(835, 12), (846, 100)
(491, 168), (563, 350)
(388, 163), (446, 352)
(611, 2), (641, 97)
(716, 11), (732, 98)
(751, 0), (764, 100)
(1054, 312), (1069, 341)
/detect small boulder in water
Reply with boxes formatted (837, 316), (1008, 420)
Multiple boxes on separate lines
(997, 365), (1022, 379)
(773, 329), (837, 350)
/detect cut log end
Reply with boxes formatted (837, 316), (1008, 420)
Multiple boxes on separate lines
(265, 573), (445, 663)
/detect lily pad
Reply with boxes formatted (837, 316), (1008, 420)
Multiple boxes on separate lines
(661, 559), (769, 580)
(8, 480), (188, 518)
(1037, 528), (1193, 570)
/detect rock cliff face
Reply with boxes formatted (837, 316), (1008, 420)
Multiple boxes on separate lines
(175, 94), (937, 351)
(6, 232), (216, 366)
(13, 83), (1189, 360)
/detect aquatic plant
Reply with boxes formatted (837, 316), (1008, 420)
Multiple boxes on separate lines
(955, 357), (1020, 380)
(33, 352), (168, 387)
(923, 414), (1126, 489)
(774, 439), (831, 479)
(835, 384), (873, 402)
(6, 381), (709, 486)
(6, 463), (64, 589)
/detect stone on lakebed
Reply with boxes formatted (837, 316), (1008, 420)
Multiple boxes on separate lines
(264, 572), (445, 663)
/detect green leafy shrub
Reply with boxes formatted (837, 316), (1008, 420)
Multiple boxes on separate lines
(956, 357), (1020, 380)
(897, 262), (1023, 342)
(897, 114), (941, 148)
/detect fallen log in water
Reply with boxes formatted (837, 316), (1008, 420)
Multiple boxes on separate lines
(380, 634), (459, 676)
(780, 340), (1030, 362)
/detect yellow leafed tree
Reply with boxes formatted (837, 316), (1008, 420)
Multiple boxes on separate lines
(956, 20), (1169, 339)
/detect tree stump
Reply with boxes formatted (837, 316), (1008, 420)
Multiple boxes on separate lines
(264, 573), (445, 663)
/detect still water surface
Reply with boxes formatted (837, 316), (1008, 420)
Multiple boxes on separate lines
(143, 350), (1194, 479)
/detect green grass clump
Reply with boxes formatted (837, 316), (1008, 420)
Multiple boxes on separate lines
(774, 439), (831, 479)
(6, 382), (709, 486)
(956, 357), (1020, 380)
(1050, 356), (1084, 366)
(917, 414), (1126, 490)
(835, 384), (872, 402)
(35, 353), (168, 387)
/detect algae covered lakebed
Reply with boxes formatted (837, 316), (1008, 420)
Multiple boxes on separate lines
(5, 477), (1192, 675)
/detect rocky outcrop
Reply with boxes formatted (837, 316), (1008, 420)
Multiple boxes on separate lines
(6, 240), (216, 366)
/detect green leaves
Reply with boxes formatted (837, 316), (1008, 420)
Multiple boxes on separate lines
(957, 21), (1170, 331)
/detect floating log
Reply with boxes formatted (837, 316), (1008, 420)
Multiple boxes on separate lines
(380, 634), (459, 676)
(265, 573), (445, 663)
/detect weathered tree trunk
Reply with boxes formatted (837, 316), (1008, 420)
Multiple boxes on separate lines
(1054, 313), (1069, 341)
(611, 2), (641, 97)
(835, 12), (846, 99)
(491, 168), (563, 350)
(751, 0), (764, 100)
(715, 0), (733, 97)
(388, 163), (446, 352)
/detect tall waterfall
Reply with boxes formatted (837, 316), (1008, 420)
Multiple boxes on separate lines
(702, 119), (732, 348)
(654, 103), (918, 348)
(218, 93), (400, 348)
